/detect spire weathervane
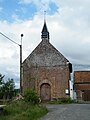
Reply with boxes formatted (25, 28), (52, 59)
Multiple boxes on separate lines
(42, 2), (47, 22)
(44, 10), (46, 22)
(41, 2), (49, 40)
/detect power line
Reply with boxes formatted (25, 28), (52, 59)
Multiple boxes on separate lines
(0, 32), (23, 94)
(0, 32), (20, 46)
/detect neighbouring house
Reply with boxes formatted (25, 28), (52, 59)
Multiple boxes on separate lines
(22, 21), (72, 101)
(74, 71), (90, 101)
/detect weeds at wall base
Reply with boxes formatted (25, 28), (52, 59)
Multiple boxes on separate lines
(48, 98), (75, 104)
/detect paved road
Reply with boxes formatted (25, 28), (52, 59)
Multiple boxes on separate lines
(40, 104), (90, 120)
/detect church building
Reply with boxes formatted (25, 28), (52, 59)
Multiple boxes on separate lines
(22, 21), (72, 101)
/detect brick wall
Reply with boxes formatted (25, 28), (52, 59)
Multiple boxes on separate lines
(23, 65), (70, 100)
(74, 71), (90, 83)
(75, 84), (90, 90)
(74, 71), (90, 101)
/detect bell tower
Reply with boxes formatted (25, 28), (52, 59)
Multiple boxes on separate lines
(41, 21), (50, 41)
(41, 10), (50, 42)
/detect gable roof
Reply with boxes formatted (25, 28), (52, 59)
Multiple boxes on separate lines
(23, 39), (69, 67)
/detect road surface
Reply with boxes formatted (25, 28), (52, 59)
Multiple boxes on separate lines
(40, 104), (90, 120)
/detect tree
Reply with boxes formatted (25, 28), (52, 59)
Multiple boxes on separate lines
(0, 74), (15, 99)
(0, 74), (5, 99)
(0, 74), (4, 85)
(3, 79), (15, 99)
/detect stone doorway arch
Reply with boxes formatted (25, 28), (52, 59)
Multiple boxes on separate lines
(40, 83), (51, 101)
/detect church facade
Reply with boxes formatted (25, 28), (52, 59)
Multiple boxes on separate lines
(22, 21), (72, 101)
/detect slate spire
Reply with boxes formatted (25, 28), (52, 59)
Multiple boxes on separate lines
(41, 20), (50, 40)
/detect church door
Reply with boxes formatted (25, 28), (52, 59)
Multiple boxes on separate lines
(40, 83), (51, 101)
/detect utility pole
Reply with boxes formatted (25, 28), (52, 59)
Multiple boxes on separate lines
(20, 34), (23, 94)
(0, 32), (23, 94)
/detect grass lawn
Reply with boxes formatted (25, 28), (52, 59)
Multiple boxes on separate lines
(0, 101), (48, 120)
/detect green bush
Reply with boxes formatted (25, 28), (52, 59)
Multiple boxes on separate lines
(59, 97), (73, 103)
(24, 89), (39, 105)
(49, 97), (74, 104)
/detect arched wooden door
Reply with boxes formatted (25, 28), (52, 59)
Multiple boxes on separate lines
(40, 83), (51, 101)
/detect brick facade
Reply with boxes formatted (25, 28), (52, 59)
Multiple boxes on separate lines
(74, 71), (90, 83)
(23, 65), (70, 100)
(74, 71), (90, 101)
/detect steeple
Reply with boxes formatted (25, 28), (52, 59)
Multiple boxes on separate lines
(41, 20), (50, 41)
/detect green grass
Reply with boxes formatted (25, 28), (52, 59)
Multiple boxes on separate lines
(48, 98), (74, 104)
(0, 101), (48, 120)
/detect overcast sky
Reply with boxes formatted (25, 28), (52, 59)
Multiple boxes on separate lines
(0, 0), (90, 88)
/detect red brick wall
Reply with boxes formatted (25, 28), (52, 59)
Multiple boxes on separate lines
(23, 65), (70, 100)
(75, 84), (90, 90)
(74, 71), (90, 83)
(74, 71), (90, 101)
